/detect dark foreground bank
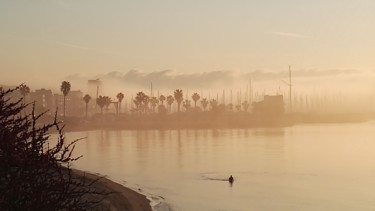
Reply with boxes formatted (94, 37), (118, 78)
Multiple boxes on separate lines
(74, 170), (152, 211)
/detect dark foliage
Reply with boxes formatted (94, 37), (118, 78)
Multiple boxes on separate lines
(0, 86), (106, 211)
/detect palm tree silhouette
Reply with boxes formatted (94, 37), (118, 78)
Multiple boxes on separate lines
(19, 84), (30, 105)
(103, 96), (112, 113)
(116, 92), (124, 114)
(83, 94), (91, 117)
(150, 97), (159, 113)
(174, 89), (183, 112)
(142, 95), (150, 113)
(133, 99), (140, 113)
(166, 95), (174, 113)
(159, 95), (166, 105)
(96, 95), (106, 115)
(134, 92), (147, 114)
(60, 81), (71, 118)
(191, 93), (200, 108)
(200, 98), (209, 111)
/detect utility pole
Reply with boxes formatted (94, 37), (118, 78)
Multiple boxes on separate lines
(282, 66), (293, 113)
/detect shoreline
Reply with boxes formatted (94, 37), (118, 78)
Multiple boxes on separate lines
(74, 170), (154, 211)
(58, 112), (372, 132)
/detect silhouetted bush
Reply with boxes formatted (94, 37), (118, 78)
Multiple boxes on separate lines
(0, 86), (106, 210)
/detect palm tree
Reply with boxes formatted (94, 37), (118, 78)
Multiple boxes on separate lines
(159, 95), (166, 105)
(150, 97), (159, 112)
(19, 84), (30, 104)
(60, 81), (71, 117)
(83, 94), (91, 117)
(166, 95), (174, 112)
(103, 96), (112, 113)
(191, 93), (200, 108)
(134, 92), (148, 114)
(116, 92), (124, 114)
(174, 89), (183, 112)
(133, 99), (140, 113)
(142, 95), (150, 113)
(200, 98), (209, 111)
(96, 96), (106, 115)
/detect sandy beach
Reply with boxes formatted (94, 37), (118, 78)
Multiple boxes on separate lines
(74, 170), (153, 211)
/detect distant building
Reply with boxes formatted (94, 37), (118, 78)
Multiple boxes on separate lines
(55, 90), (85, 117)
(252, 95), (284, 115)
(87, 79), (103, 114)
(29, 89), (54, 114)
(87, 79), (102, 100)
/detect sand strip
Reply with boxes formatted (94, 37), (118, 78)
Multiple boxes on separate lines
(74, 170), (153, 211)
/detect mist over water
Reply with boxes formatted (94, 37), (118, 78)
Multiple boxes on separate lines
(66, 121), (375, 211)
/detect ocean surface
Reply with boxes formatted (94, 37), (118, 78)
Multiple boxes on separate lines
(66, 121), (375, 211)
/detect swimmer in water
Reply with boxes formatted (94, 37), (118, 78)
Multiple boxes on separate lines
(228, 175), (234, 183)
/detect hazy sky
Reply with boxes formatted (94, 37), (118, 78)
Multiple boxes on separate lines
(0, 0), (374, 92)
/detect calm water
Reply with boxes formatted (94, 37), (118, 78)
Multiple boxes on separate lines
(66, 122), (375, 211)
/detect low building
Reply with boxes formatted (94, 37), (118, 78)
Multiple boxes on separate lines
(29, 89), (54, 114)
(55, 90), (85, 117)
(252, 95), (284, 115)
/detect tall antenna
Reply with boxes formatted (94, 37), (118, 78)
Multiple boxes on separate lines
(150, 82), (153, 97)
(282, 65), (293, 113)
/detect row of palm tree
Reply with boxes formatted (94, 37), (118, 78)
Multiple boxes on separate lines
(81, 92), (125, 117)
(129, 89), (251, 114)
(81, 89), (252, 116)
(19, 82), (252, 117)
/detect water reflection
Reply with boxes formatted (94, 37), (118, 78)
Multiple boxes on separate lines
(68, 123), (375, 211)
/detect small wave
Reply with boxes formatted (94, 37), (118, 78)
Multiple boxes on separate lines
(152, 199), (174, 211)
(120, 180), (173, 211)
(203, 177), (228, 181)
(201, 175), (230, 182)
